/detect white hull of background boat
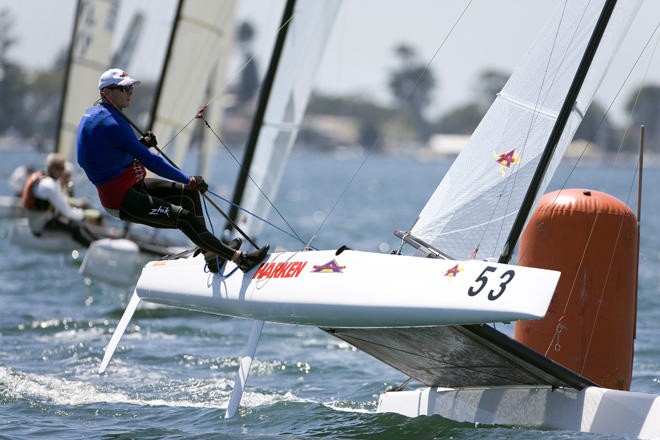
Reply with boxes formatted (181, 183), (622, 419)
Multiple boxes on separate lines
(377, 385), (660, 439)
(133, 249), (559, 327)
(6, 219), (185, 286)
(79, 237), (188, 287)
(79, 238), (147, 286)
(8, 218), (80, 253)
(0, 196), (25, 219)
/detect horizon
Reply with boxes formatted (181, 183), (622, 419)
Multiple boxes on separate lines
(0, 1), (658, 127)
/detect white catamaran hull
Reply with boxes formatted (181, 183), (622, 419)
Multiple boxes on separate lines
(79, 236), (188, 286)
(79, 238), (148, 286)
(0, 196), (24, 219)
(134, 249), (559, 327)
(377, 385), (660, 439)
(7, 218), (80, 252)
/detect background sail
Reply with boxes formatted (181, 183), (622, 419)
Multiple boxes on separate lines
(56, 0), (120, 162)
(149, 0), (236, 169)
(233, 0), (341, 238)
(410, 0), (640, 261)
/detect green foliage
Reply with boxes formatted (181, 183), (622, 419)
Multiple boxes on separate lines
(0, 62), (30, 134)
(0, 8), (24, 134)
(434, 103), (483, 135)
(387, 43), (437, 141)
(621, 84), (660, 153)
(574, 101), (618, 152)
(473, 70), (508, 110)
(233, 21), (259, 109)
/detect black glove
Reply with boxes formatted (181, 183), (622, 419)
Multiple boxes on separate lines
(139, 131), (158, 148)
(189, 175), (208, 193)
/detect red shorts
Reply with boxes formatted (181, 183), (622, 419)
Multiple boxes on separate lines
(96, 161), (146, 209)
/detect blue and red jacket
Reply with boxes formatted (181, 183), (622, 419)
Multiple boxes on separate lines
(76, 102), (190, 209)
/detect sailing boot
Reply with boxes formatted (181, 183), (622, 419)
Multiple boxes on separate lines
(204, 237), (243, 273)
(232, 244), (270, 273)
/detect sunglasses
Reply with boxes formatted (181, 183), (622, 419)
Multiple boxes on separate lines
(106, 85), (134, 93)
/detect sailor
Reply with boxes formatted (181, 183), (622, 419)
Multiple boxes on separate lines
(22, 153), (100, 247)
(76, 68), (269, 273)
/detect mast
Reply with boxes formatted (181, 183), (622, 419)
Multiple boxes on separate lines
(147, 0), (184, 131)
(498, 0), (617, 264)
(54, 0), (83, 154)
(225, 0), (297, 231)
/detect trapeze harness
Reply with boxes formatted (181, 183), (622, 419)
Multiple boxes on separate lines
(21, 171), (49, 211)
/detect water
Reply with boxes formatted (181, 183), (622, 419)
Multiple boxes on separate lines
(1, 147), (659, 439)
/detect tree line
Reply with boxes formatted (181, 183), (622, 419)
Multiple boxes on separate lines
(308, 43), (659, 155)
(0, 10), (657, 156)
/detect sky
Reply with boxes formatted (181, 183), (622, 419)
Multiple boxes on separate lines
(0, 0), (659, 126)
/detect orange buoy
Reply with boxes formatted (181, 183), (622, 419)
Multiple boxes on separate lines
(514, 189), (638, 390)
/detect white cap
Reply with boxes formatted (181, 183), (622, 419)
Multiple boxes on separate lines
(98, 68), (141, 90)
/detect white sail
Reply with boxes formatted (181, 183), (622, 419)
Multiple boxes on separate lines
(233, 0), (341, 238)
(57, 0), (120, 161)
(410, 1), (640, 261)
(198, 41), (234, 179)
(150, 0), (236, 168)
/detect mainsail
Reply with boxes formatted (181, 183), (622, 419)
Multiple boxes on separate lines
(148, 0), (236, 169)
(55, 0), (120, 161)
(410, 0), (639, 261)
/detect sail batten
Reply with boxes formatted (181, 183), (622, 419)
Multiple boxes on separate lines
(410, 0), (640, 261)
(497, 92), (561, 118)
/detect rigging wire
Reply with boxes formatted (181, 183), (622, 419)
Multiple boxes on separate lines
(141, 10), (307, 246)
(197, 114), (307, 246)
(157, 7), (298, 154)
(540, 23), (660, 359)
(310, 1), (474, 249)
(554, 19), (660, 194)
(205, 188), (314, 249)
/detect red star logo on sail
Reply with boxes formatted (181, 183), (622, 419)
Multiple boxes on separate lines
(493, 148), (520, 176)
(444, 264), (462, 277)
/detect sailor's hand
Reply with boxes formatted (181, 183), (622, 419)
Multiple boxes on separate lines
(83, 209), (103, 225)
(139, 131), (158, 148)
(189, 175), (208, 194)
(69, 196), (90, 209)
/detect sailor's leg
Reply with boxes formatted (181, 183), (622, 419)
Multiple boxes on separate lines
(119, 185), (240, 271)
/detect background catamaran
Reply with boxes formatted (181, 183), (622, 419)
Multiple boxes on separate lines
(5, 0), (122, 251)
(98, 1), (659, 437)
